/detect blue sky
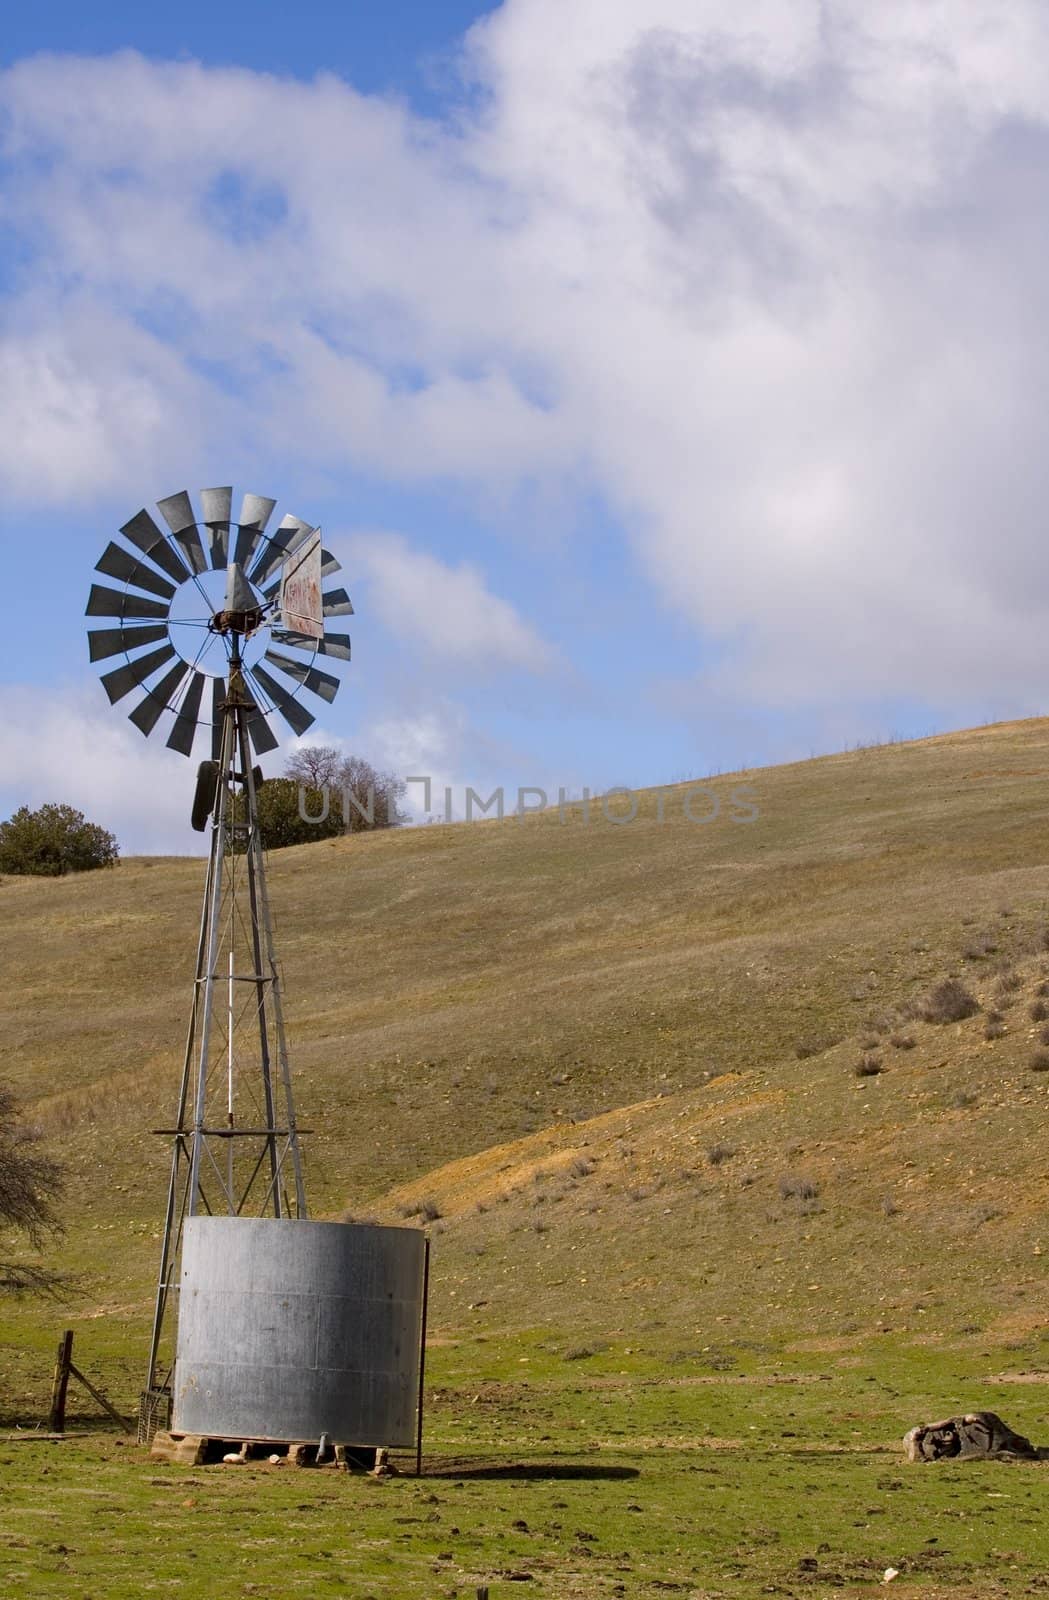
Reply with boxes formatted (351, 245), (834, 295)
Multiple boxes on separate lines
(0, 3), (498, 104)
(3, 2), (1049, 850)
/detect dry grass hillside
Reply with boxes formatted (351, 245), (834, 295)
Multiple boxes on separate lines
(3, 716), (1049, 1358)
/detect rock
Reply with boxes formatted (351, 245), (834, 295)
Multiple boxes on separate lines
(904, 1411), (1040, 1461)
(149, 1431), (206, 1465)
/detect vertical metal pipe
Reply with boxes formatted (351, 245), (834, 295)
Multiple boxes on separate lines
(187, 691), (236, 1213)
(416, 1236), (430, 1477)
(238, 721), (284, 1215)
(244, 743), (306, 1218)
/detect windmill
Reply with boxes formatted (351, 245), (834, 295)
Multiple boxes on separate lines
(86, 487), (355, 1435)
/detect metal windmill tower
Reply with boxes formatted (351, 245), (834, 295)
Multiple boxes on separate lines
(86, 488), (353, 1431)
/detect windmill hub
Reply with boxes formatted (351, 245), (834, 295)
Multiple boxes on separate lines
(209, 560), (266, 639)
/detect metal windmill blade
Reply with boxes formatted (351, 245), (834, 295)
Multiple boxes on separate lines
(249, 515), (314, 587)
(262, 647), (340, 703)
(88, 623), (170, 662)
(199, 487), (232, 570)
(246, 663), (317, 738)
(86, 487), (352, 762)
(271, 628), (351, 660)
(232, 492), (276, 571)
(157, 490), (209, 576)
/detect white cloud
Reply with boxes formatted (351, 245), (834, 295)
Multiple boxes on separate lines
(344, 532), (554, 671)
(0, 296), (219, 502)
(4, 5), (1049, 725)
(0, 685), (204, 855)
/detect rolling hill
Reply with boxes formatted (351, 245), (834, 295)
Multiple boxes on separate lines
(3, 716), (1049, 1378)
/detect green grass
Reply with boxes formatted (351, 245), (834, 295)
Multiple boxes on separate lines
(4, 1339), (1049, 1598)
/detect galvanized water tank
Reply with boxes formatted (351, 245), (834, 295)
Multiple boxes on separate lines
(172, 1216), (426, 1446)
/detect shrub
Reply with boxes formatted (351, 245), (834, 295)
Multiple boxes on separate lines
(950, 1090), (979, 1109)
(995, 968), (1023, 994)
(984, 1019), (1006, 1041)
(778, 1174), (820, 1201)
(707, 1143), (734, 1166)
(1031, 1000), (1048, 1023)
(854, 1055), (883, 1077)
(889, 1034), (916, 1051)
(0, 803), (118, 877)
(919, 978), (980, 1024)
(0, 1084), (64, 1292)
(1030, 1050), (1049, 1073)
(568, 1157), (594, 1180)
(962, 934), (998, 961)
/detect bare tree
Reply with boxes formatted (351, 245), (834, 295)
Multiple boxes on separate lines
(0, 1086), (63, 1292)
(338, 754), (406, 831)
(283, 746), (406, 833)
(284, 745), (343, 791)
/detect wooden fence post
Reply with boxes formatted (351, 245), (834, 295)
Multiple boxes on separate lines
(48, 1330), (74, 1434)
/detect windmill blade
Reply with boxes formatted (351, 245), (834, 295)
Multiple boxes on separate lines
(249, 515), (314, 587)
(233, 492), (276, 569)
(263, 648), (340, 704)
(120, 509), (191, 585)
(248, 664), (316, 737)
(211, 677), (227, 761)
(200, 486), (232, 569)
(87, 623), (170, 663)
(271, 628), (351, 661)
(95, 541), (177, 601)
(100, 643), (177, 705)
(246, 705), (280, 756)
(157, 490), (208, 576)
(316, 632), (351, 660)
(86, 583), (171, 621)
(322, 588), (353, 616)
(128, 660), (190, 738)
(166, 671), (207, 757)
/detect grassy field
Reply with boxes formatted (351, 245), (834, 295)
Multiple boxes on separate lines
(3, 717), (1049, 1594)
(4, 1340), (1049, 1598)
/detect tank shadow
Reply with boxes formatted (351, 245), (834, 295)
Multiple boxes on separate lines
(420, 1458), (639, 1481)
